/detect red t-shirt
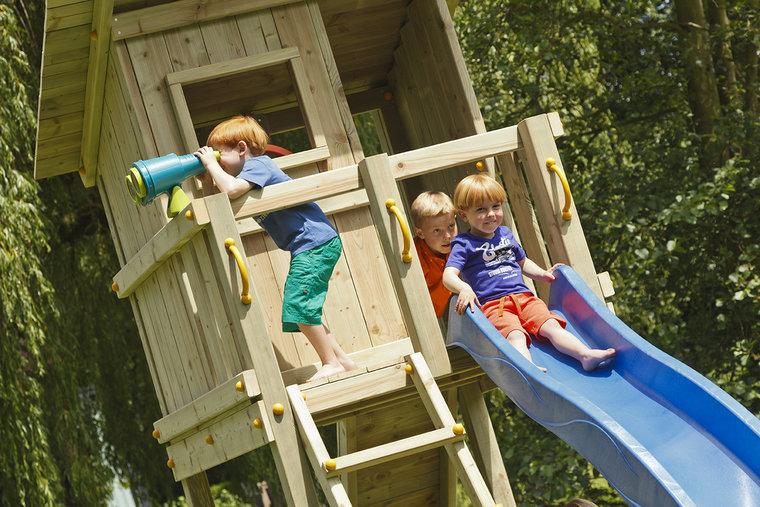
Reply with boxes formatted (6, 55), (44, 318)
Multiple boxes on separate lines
(414, 237), (451, 318)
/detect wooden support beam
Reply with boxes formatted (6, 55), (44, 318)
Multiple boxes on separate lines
(327, 427), (465, 478)
(202, 192), (319, 506)
(166, 47), (299, 85)
(358, 154), (451, 376)
(458, 384), (517, 507)
(516, 114), (604, 299)
(407, 353), (496, 507)
(80, 0), (114, 187)
(236, 188), (369, 236)
(113, 199), (210, 298)
(231, 164), (361, 219)
(287, 385), (352, 506)
(111, 0), (300, 40)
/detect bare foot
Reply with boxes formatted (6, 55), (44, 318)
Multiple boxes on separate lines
(581, 348), (616, 372)
(340, 357), (358, 372)
(306, 362), (346, 382)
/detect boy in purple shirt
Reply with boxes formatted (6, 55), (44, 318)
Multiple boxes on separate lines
(443, 174), (614, 372)
(196, 115), (356, 382)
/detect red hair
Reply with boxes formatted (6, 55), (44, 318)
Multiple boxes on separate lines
(453, 174), (507, 209)
(206, 116), (269, 156)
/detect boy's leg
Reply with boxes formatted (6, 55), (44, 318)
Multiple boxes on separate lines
(505, 330), (546, 373)
(482, 298), (546, 372)
(299, 323), (357, 382)
(538, 319), (615, 371)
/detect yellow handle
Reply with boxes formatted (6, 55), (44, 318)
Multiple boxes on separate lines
(385, 198), (413, 263)
(224, 238), (252, 304)
(546, 158), (572, 220)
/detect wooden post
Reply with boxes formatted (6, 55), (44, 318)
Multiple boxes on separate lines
(458, 385), (516, 507)
(517, 114), (604, 299)
(358, 154), (451, 377)
(202, 193), (319, 507)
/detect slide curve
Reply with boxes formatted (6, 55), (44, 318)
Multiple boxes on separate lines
(447, 265), (760, 506)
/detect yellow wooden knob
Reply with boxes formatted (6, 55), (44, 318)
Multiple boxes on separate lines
(325, 458), (337, 471)
(167, 459), (175, 469)
(273, 403), (285, 415)
(453, 423), (465, 435)
(302, 392), (306, 400)
(253, 418), (263, 429)
(224, 238), (235, 248)
(111, 282), (119, 292)
(476, 161), (485, 171)
(185, 209), (194, 220)
(205, 434), (214, 445)
(235, 380), (244, 392)
(241, 294), (252, 304)
(152, 429), (160, 439)
(405, 363), (413, 375)
(545, 157), (556, 167)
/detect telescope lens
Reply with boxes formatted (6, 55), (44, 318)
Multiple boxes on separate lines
(126, 166), (147, 204)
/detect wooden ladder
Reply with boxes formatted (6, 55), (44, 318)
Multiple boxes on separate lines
(286, 352), (498, 506)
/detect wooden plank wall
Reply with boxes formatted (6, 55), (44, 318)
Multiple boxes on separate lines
(355, 399), (440, 506)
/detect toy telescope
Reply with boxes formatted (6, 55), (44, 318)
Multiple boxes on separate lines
(125, 151), (219, 217)
(125, 145), (292, 218)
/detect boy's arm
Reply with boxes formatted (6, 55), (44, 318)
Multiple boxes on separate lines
(443, 266), (480, 314)
(519, 258), (564, 283)
(195, 146), (253, 199)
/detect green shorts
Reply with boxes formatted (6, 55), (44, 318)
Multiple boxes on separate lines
(281, 236), (341, 332)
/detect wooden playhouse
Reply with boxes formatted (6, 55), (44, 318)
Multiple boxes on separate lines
(35, 0), (612, 505)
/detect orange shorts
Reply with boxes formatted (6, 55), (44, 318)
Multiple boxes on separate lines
(481, 292), (567, 347)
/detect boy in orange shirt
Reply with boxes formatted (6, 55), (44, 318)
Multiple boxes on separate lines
(411, 191), (458, 318)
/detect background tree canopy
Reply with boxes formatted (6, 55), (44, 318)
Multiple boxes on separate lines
(0, 0), (757, 505)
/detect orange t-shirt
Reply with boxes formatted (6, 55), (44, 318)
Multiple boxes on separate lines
(414, 236), (451, 318)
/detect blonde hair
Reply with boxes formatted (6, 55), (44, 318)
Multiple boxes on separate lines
(207, 115), (269, 156)
(453, 174), (506, 209)
(411, 191), (456, 225)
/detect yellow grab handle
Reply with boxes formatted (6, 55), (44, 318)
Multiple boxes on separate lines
(224, 238), (252, 304)
(546, 158), (573, 220)
(385, 198), (413, 263)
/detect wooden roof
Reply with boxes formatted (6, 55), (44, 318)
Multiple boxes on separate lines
(34, 0), (457, 183)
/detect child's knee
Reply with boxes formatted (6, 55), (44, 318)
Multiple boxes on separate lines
(506, 330), (529, 349)
(538, 318), (562, 336)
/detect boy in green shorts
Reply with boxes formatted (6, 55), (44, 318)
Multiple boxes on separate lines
(196, 115), (356, 382)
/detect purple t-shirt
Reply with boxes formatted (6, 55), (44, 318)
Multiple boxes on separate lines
(445, 226), (531, 304)
(238, 155), (337, 257)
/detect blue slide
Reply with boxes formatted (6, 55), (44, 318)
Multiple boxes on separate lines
(447, 265), (760, 506)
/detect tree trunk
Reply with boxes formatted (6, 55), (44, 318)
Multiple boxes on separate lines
(707, 0), (738, 106)
(744, 29), (758, 115)
(674, 0), (723, 167)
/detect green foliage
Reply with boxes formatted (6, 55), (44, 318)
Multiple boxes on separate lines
(163, 483), (254, 507)
(1, 1), (123, 503)
(0, 5), (63, 505)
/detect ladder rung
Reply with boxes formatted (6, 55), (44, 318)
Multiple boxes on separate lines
(325, 426), (465, 478)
